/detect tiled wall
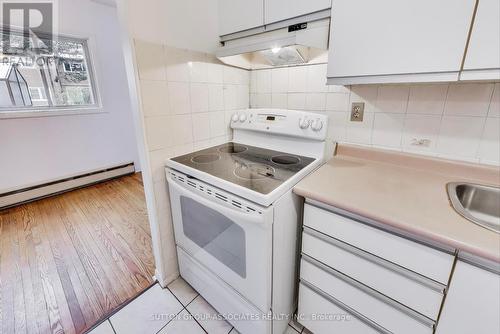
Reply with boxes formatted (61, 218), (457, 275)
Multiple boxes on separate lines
(250, 63), (500, 165)
(133, 39), (250, 279)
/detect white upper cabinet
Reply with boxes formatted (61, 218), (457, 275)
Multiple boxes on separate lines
(264, 0), (331, 24)
(327, 0), (476, 84)
(218, 0), (264, 36)
(461, 0), (500, 80)
(436, 260), (500, 334)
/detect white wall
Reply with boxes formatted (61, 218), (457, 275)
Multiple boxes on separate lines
(0, 0), (139, 192)
(250, 64), (500, 165)
(127, 0), (220, 53)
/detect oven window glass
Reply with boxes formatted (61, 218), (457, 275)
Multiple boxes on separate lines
(180, 196), (246, 278)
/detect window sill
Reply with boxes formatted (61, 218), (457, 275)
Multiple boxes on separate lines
(0, 106), (106, 119)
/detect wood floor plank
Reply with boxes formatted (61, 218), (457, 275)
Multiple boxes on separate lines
(46, 199), (103, 326)
(0, 173), (154, 334)
(38, 201), (87, 334)
(60, 193), (133, 305)
(19, 206), (52, 334)
(86, 186), (155, 275)
(75, 191), (150, 289)
(31, 201), (73, 334)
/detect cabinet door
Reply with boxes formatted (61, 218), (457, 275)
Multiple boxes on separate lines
(264, 0), (331, 24)
(436, 261), (500, 334)
(218, 0), (264, 36)
(327, 0), (476, 84)
(462, 0), (500, 80)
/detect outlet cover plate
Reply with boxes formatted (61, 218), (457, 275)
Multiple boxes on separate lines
(350, 102), (365, 122)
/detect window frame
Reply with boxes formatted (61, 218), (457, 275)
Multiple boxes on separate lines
(0, 32), (102, 119)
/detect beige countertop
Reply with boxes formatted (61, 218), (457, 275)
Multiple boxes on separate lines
(294, 144), (500, 263)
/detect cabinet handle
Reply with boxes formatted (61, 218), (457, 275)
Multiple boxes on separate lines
(302, 254), (436, 330)
(300, 280), (392, 334)
(303, 226), (447, 294)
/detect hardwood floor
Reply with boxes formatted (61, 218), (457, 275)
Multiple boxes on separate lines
(0, 173), (155, 334)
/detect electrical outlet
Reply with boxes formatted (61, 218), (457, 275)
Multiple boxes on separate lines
(411, 138), (432, 147)
(350, 102), (365, 122)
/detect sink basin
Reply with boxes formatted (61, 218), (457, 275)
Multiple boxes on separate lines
(447, 182), (500, 234)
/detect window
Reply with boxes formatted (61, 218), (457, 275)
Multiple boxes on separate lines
(0, 31), (99, 114)
(29, 87), (43, 100)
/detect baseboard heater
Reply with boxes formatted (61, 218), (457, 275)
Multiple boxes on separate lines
(0, 162), (135, 210)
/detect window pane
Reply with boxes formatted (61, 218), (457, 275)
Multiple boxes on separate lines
(0, 31), (98, 112)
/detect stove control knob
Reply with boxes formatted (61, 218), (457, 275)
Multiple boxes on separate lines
(299, 118), (310, 129)
(311, 119), (323, 132)
(239, 114), (247, 123)
(231, 113), (239, 122)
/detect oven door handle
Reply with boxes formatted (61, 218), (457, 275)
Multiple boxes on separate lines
(168, 176), (268, 225)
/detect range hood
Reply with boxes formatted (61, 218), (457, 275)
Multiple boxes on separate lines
(216, 15), (330, 70)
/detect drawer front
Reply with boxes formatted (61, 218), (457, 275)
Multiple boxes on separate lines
(298, 282), (382, 334)
(300, 258), (435, 334)
(304, 203), (454, 284)
(301, 229), (444, 320)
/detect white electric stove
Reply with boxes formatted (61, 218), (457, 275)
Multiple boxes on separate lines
(165, 109), (330, 334)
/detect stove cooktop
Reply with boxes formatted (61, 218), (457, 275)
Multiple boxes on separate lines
(170, 142), (315, 194)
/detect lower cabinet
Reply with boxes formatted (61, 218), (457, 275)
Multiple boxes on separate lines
(298, 202), (454, 334)
(436, 260), (500, 334)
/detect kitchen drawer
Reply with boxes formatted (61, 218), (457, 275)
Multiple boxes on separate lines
(304, 203), (454, 284)
(300, 258), (435, 334)
(298, 282), (381, 334)
(301, 228), (445, 320)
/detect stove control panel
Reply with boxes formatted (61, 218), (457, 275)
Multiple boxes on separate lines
(231, 109), (328, 140)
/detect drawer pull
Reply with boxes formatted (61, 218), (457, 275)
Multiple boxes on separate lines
(303, 226), (446, 294)
(302, 254), (436, 330)
(300, 280), (392, 334)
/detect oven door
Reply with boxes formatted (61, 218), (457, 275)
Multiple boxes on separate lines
(167, 172), (273, 313)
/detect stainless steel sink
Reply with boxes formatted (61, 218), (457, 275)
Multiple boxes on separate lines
(447, 182), (500, 233)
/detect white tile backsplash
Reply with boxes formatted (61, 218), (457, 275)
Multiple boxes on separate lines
(271, 93), (288, 109)
(271, 67), (289, 93)
(372, 113), (405, 148)
(256, 69), (272, 93)
(407, 84), (448, 115)
(487, 83), (500, 117)
(376, 85), (409, 114)
(305, 93), (326, 111)
(288, 66), (308, 92)
(349, 85), (378, 113)
(478, 117), (500, 164)
(208, 84), (225, 111)
(402, 114), (442, 154)
(206, 63), (224, 84)
(444, 83), (494, 117)
(306, 64), (328, 93)
(437, 116), (485, 160)
(287, 93), (306, 110)
(326, 92), (350, 112)
(250, 64), (498, 165)
(190, 83), (209, 113)
(169, 82), (191, 114)
(192, 113), (211, 142)
(345, 112), (375, 145)
(140, 80), (169, 117)
(189, 59), (209, 83)
(165, 47), (191, 82)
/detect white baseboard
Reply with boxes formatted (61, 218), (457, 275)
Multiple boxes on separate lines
(0, 163), (135, 210)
